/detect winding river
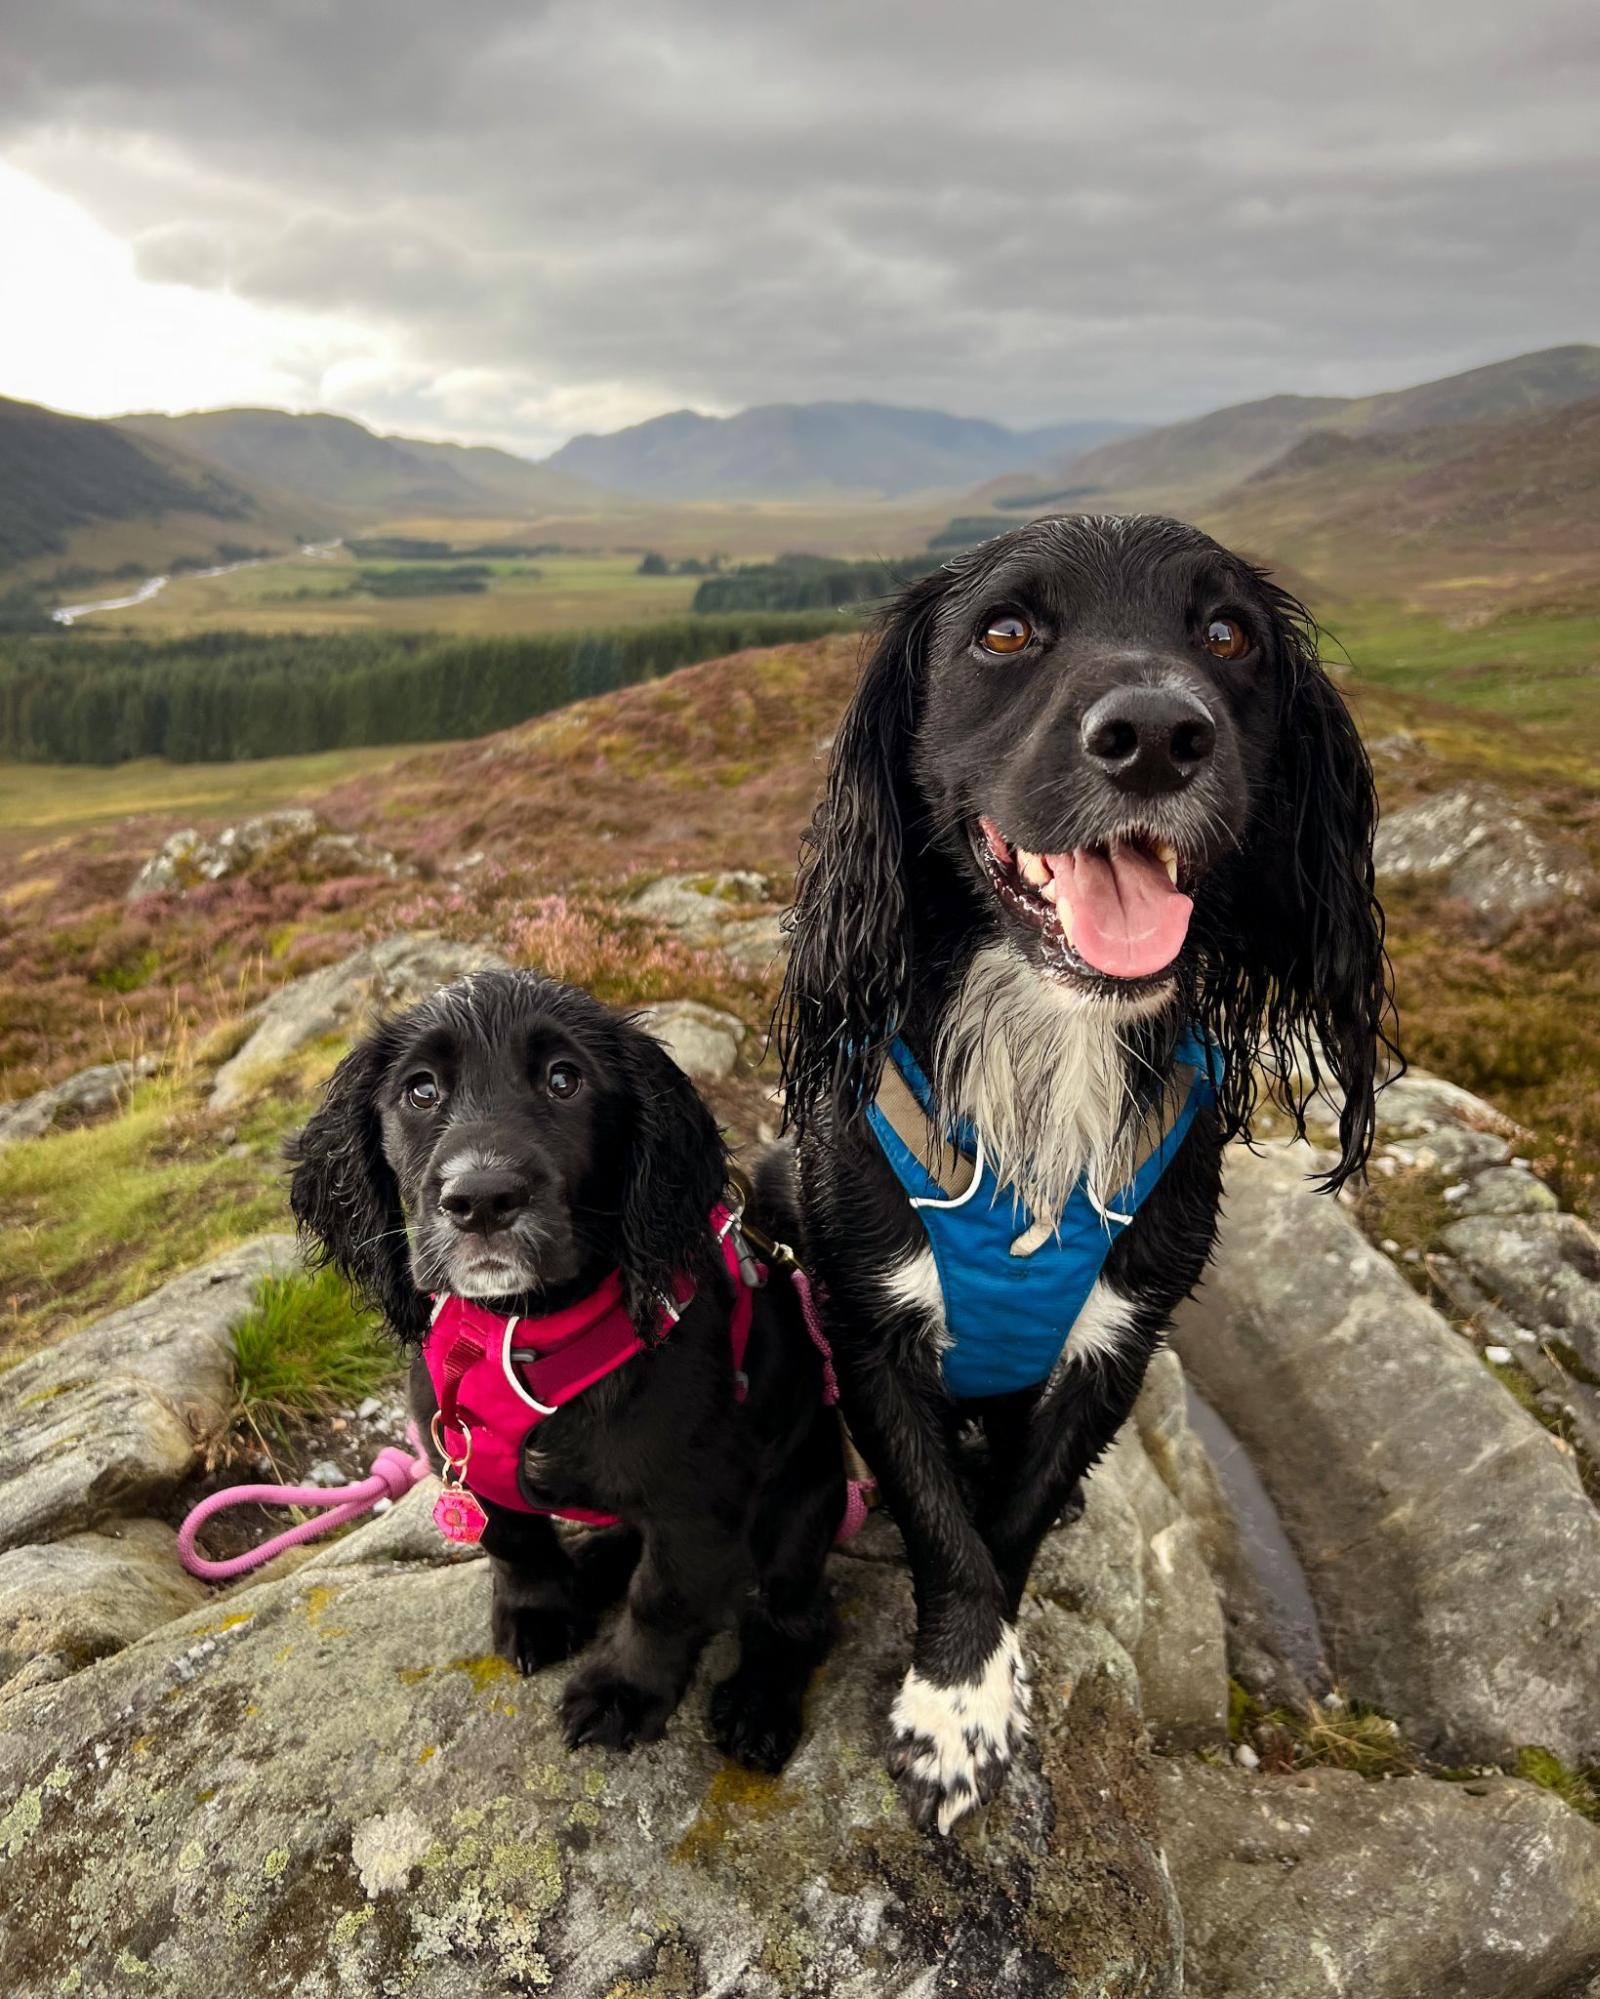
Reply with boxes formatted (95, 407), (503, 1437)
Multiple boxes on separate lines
(52, 540), (343, 626)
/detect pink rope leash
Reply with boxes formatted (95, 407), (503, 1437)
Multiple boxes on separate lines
(176, 1442), (431, 1582)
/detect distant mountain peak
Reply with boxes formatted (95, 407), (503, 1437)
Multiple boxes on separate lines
(542, 400), (1142, 501)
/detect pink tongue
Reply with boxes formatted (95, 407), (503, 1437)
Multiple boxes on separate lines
(1045, 843), (1193, 979)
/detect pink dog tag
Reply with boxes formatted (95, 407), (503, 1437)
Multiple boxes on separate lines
(433, 1486), (487, 1544)
(430, 1413), (487, 1544)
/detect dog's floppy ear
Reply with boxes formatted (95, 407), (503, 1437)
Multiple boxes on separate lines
(617, 1024), (728, 1337)
(776, 567), (949, 1132)
(1211, 583), (1398, 1189)
(287, 1028), (428, 1339)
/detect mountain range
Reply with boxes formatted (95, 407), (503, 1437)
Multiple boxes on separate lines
(978, 344), (1600, 513)
(542, 404), (1139, 500)
(2, 344), (1596, 597)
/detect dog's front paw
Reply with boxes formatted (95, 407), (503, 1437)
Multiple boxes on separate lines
(560, 1667), (677, 1752)
(709, 1669), (806, 1775)
(886, 1624), (1030, 1835)
(491, 1589), (591, 1676)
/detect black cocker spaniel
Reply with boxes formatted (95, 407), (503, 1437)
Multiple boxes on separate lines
(291, 968), (844, 1773)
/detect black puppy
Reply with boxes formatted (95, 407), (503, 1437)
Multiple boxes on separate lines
(290, 968), (844, 1771)
(773, 513), (1395, 1831)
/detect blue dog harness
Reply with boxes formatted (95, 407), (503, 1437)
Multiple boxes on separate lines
(865, 1030), (1218, 1399)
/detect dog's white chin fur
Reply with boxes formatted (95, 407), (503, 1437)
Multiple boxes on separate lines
(934, 943), (1168, 1220)
(888, 1624), (1030, 1835)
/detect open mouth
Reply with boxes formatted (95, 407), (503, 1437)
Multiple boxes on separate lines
(974, 816), (1194, 983)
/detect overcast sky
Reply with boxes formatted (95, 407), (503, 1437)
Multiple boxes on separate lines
(0, 1), (1595, 458)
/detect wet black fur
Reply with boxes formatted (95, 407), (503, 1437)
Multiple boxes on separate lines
(772, 513), (1396, 1828)
(289, 968), (844, 1772)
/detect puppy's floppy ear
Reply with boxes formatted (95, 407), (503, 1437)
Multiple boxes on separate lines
(776, 566), (949, 1132)
(287, 1028), (428, 1339)
(616, 1025), (728, 1337)
(1210, 582), (1398, 1189)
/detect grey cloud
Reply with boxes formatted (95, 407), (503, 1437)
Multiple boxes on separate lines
(2, 0), (1596, 452)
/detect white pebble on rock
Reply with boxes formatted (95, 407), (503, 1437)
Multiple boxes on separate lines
(1483, 1345), (1514, 1367)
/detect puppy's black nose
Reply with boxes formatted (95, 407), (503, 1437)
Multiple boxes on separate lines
(439, 1169), (530, 1235)
(1080, 686), (1216, 795)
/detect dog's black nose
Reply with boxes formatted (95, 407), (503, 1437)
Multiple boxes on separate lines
(439, 1169), (530, 1234)
(1080, 686), (1216, 795)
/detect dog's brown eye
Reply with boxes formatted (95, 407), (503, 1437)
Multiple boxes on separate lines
(547, 1062), (582, 1100)
(979, 613), (1033, 655)
(1203, 617), (1249, 660)
(404, 1074), (440, 1111)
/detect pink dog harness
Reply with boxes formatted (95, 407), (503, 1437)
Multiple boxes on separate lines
(177, 1202), (870, 1578)
(423, 1202), (753, 1540)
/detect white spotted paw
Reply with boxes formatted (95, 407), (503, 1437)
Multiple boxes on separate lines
(886, 1624), (1030, 1834)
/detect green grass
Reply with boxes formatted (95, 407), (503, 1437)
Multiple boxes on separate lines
(0, 1078), (297, 1362)
(99, 548), (706, 639)
(231, 1264), (400, 1430)
(1227, 1680), (1419, 1779)
(1322, 602), (1600, 747)
(0, 741), (421, 839)
(1513, 1747), (1600, 1823)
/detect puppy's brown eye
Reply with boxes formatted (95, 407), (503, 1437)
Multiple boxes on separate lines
(979, 613), (1032, 655)
(1202, 617), (1250, 660)
(404, 1074), (440, 1111)
(547, 1062), (582, 1100)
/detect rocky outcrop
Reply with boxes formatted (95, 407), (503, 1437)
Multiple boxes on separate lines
(637, 999), (747, 1080)
(0, 1495), (1184, 1998)
(630, 870), (786, 971)
(210, 934), (509, 1110)
(129, 810), (409, 901)
(0, 1238), (296, 1559)
(1157, 1759), (1600, 1999)
(1372, 783), (1594, 935)
(1172, 1142), (1600, 1767)
(0, 1056), (154, 1146)
(0, 1520), (206, 1700)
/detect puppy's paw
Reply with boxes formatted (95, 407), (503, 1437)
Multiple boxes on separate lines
(886, 1624), (1030, 1835)
(491, 1590), (591, 1676)
(709, 1671), (805, 1775)
(560, 1668), (676, 1752)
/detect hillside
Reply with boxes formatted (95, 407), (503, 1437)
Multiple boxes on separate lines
(544, 401), (1138, 500)
(118, 409), (610, 521)
(0, 395), (326, 586)
(980, 344), (1600, 514)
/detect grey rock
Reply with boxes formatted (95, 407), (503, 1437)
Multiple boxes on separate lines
(1157, 1758), (1600, 1999)
(1385, 1122), (1512, 1177)
(1456, 1166), (1561, 1217)
(0, 1554), (1182, 1997)
(129, 809), (407, 901)
(637, 999), (746, 1080)
(211, 933), (509, 1110)
(1373, 783), (1594, 934)
(1172, 1143), (1600, 1765)
(1371, 1071), (1522, 1144)
(631, 867), (770, 930)
(0, 1059), (148, 1147)
(0, 1520), (205, 1697)
(1135, 1351), (1315, 1706)
(1031, 1421), (1229, 1750)
(1440, 1209), (1600, 1377)
(630, 870), (787, 970)
(0, 1237), (298, 1554)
